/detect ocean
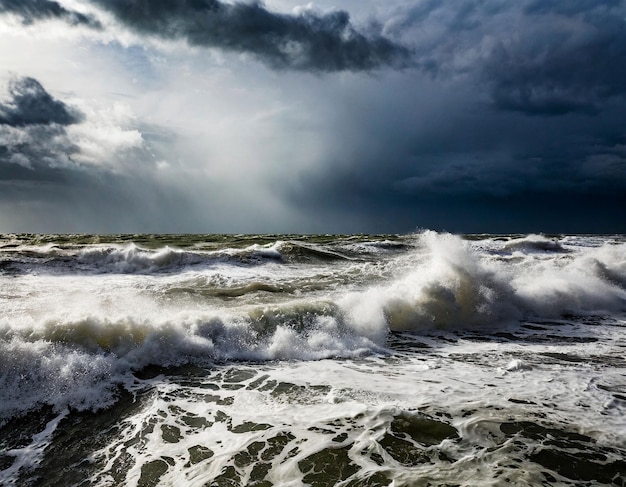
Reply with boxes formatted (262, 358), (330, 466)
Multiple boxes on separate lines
(0, 231), (625, 486)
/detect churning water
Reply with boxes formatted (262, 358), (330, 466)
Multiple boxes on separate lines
(1, 232), (625, 485)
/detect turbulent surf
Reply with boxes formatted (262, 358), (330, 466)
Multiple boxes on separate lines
(1, 232), (625, 486)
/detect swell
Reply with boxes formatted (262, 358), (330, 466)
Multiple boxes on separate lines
(165, 281), (290, 298)
(502, 234), (567, 253)
(0, 239), (388, 275)
(0, 243), (282, 275)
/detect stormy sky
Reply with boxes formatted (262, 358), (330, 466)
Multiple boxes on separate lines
(1, 0), (625, 233)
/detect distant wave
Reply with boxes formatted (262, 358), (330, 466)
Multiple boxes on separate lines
(502, 234), (567, 253)
(0, 238), (407, 275)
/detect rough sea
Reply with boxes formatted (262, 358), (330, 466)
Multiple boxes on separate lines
(0, 231), (625, 486)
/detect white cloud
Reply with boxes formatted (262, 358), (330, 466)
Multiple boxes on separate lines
(67, 100), (144, 169)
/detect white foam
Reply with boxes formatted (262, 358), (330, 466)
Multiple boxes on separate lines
(82, 324), (625, 486)
(341, 232), (626, 333)
(340, 231), (521, 332)
(510, 240), (626, 317)
(2, 231), (626, 421)
(503, 234), (566, 253)
(0, 297), (381, 417)
(0, 339), (118, 418)
(504, 358), (530, 372)
(0, 410), (68, 485)
(77, 244), (209, 273)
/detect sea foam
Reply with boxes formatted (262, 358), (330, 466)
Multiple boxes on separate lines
(1, 231), (626, 421)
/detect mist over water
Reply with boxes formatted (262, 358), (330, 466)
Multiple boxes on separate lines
(1, 232), (625, 485)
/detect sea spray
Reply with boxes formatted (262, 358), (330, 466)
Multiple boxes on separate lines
(340, 231), (522, 332)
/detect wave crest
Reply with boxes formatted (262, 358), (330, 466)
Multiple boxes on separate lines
(503, 234), (566, 253)
(341, 232), (520, 332)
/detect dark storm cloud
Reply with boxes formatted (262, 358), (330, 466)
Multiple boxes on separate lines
(0, 76), (194, 233)
(523, 0), (623, 16)
(87, 0), (410, 71)
(391, 0), (626, 116)
(0, 0), (99, 27)
(0, 123), (78, 174)
(0, 77), (83, 127)
(484, 13), (626, 116)
(0, 0), (409, 71)
(288, 133), (626, 233)
(285, 0), (626, 233)
(2, 1), (626, 233)
(0, 77), (84, 174)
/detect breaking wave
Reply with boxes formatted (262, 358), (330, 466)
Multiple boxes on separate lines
(1, 231), (626, 420)
(0, 238), (401, 275)
(344, 231), (626, 332)
(502, 234), (567, 253)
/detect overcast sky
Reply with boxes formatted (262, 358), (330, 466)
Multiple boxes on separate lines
(1, 0), (625, 234)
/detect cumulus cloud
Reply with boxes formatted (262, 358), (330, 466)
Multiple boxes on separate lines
(0, 76), (145, 173)
(0, 123), (75, 171)
(0, 76), (83, 127)
(0, 77), (81, 171)
(0, 75), (196, 233)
